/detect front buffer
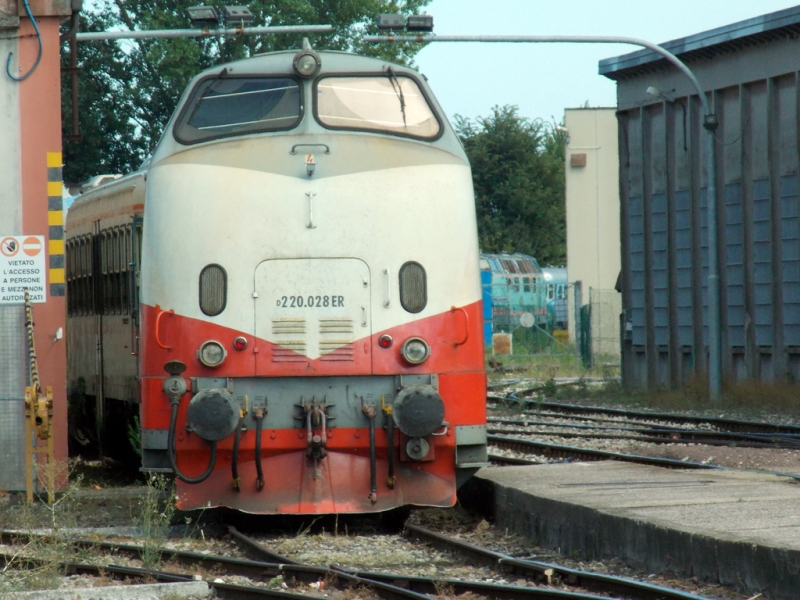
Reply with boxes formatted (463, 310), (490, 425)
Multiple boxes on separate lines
(144, 371), (486, 514)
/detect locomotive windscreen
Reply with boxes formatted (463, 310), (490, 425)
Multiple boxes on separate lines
(316, 75), (440, 139)
(175, 76), (301, 144)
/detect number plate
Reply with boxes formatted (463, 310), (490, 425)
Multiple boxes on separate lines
(277, 295), (345, 309)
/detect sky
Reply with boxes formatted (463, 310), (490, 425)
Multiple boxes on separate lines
(413, 0), (800, 125)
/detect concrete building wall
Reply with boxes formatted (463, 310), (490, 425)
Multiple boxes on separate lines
(564, 108), (621, 357)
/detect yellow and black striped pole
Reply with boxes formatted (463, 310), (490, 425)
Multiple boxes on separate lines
(47, 152), (65, 297)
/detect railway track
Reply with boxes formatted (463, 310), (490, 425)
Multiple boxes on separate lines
(487, 433), (800, 481)
(487, 418), (800, 448)
(495, 396), (800, 436)
(404, 523), (713, 600)
(488, 434), (722, 470)
(0, 526), (718, 600)
(485, 394), (800, 474)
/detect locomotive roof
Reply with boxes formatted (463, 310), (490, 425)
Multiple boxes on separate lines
(202, 47), (422, 78)
(151, 45), (466, 165)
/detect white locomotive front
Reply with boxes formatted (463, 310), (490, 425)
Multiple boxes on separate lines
(69, 43), (487, 514)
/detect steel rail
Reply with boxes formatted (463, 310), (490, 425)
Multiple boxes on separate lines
(0, 531), (643, 600)
(500, 397), (800, 435)
(509, 412), (800, 446)
(1, 533), (430, 600)
(228, 528), (666, 600)
(489, 416), (800, 446)
(487, 434), (800, 481)
(228, 525), (298, 564)
(488, 434), (722, 469)
(405, 524), (714, 600)
(486, 426), (800, 449)
(489, 453), (541, 465)
(0, 552), (310, 600)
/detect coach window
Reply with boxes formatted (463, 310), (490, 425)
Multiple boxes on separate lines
(315, 74), (440, 139)
(174, 76), (302, 144)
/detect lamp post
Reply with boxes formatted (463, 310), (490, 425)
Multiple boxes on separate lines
(76, 24), (333, 42)
(366, 32), (722, 400)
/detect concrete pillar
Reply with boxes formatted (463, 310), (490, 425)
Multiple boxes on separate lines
(0, 0), (71, 491)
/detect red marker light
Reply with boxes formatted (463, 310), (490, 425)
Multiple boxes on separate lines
(378, 334), (393, 349)
(233, 336), (248, 351)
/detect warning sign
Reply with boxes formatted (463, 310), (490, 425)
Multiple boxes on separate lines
(1, 237), (19, 257)
(0, 235), (46, 304)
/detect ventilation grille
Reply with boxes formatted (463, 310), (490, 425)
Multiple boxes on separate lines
(199, 264), (226, 316)
(319, 318), (354, 362)
(272, 318), (306, 362)
(399, 262), (427, 313)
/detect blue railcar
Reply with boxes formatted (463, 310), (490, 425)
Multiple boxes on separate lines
(542, 267), (568, 330)
(480, 253), (548, 332)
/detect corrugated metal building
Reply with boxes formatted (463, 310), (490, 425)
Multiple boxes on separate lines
(601, 7), (800, 386)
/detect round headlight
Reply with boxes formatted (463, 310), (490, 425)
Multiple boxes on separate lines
(293, 50), (321, 78)
(401, 337), (430, 365)
(198, 340), (226, 368)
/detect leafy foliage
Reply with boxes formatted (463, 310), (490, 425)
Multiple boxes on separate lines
(456, 105), (566, 265)
(61, 0), (430, 183)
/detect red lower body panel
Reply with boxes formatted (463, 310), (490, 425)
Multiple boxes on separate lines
(139, 302), (485, 513)
(175, 428), (457, 513)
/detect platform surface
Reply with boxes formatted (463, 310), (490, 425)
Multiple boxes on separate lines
(467, 462), (800, 599)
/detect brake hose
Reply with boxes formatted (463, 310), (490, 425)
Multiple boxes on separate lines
(254, 408), (265, 491)
(168, 399), (217, 484)
(363, 403), (378, 504)
(231, 418), (243, 491)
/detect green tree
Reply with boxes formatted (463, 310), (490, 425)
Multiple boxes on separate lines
(62, 0), (430, 183)
(456, 105), (566, 265)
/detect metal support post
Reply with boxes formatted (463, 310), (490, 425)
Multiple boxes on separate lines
(704, 114), (721, 398)
(367, 33), (721, 399)
(76, 24), (332, 42)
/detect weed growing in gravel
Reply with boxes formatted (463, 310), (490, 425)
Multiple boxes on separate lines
(432, 580), (456, 598)
(0, 460), (82, 592)
(296, 516), (321, 537)
(342, 582), (373, 599)
(134, 474), (176, 569)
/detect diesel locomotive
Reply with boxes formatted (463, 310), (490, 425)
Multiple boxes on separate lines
(65, 42), (488, 514)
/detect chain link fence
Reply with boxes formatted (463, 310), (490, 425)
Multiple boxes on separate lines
(0, 305), (27, 492)
(484, 280), (575, 358)
(585, 288), (622, 374)
(483, 280), (621, 376)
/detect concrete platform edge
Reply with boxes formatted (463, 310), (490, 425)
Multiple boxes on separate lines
(460, 473), (800, 600)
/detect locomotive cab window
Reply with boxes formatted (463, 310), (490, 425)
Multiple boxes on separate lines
(315, 74), (440, 139)
(174, 76), (302, 144)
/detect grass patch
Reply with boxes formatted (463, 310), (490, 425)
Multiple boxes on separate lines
(487, 352), (604, 380)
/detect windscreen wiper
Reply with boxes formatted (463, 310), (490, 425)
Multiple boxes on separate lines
(385, 66), (407, 127)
